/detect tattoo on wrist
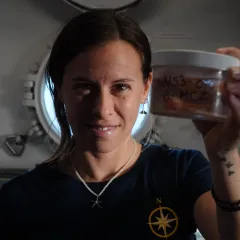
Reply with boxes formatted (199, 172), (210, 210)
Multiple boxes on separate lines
(223, 159), (235, 176)
(217, 156), (235, 176)
(219, 156), (227, 162)
(228, 170), (235, 176)
(226, 162), (233, 168)
(216, 151), (236, 176)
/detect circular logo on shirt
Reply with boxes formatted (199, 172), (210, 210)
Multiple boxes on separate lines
(148, 198), (179, 238)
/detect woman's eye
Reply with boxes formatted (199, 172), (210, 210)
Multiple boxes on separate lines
(74, 83), (91, 90)
(112, 84), (130, 92)
(73, 83), (92, 94)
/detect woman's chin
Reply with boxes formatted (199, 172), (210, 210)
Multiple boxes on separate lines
(91, 138), (121, 153)
(74, 128), (132, 153)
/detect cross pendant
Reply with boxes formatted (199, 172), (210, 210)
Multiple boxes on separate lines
(91, 197), (102, 208)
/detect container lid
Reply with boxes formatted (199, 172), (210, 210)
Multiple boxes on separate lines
(152, 49), (240, 70)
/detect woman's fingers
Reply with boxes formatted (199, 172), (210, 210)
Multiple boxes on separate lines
(217, 47), (240, 59)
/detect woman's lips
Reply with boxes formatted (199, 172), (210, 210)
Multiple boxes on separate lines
(86, 124), (118, 137)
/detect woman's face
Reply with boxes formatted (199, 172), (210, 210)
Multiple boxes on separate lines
(61, 40), (152, 152)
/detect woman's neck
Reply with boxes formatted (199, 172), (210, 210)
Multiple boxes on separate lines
(70, 137), (141, 182)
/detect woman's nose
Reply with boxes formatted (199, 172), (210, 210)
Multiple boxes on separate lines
(92, 90), (114, 118)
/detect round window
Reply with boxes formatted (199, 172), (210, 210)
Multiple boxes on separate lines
(63, 0), (143, 11)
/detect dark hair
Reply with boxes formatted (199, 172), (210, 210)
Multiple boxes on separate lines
(44, 10), (152, 163)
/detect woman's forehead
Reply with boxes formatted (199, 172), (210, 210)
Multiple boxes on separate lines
(64, 41), (142, 77)
(64, 66), (141, 85)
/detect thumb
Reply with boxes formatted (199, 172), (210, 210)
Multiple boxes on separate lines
(216, 47), (240, 59)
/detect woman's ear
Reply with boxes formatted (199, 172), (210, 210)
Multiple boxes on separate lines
(141, 72), (152, 103)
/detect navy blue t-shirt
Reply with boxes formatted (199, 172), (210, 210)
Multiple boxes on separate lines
(0, 145), (212, 239)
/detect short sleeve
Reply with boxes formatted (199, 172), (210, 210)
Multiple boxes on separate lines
(180, 150), (212, 208)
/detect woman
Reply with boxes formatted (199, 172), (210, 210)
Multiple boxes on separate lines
(0, 10), (240, 240)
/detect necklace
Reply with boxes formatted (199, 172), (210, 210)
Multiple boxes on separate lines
(72, 138), (137, 208)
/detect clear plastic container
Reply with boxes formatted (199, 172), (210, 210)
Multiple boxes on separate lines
(150, 50), (240, 122)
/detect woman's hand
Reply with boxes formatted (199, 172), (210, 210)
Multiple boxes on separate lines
(193, 47), (240, 156)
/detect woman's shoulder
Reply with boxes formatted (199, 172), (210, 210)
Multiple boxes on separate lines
(142, 143), (208, 162)
(141, 144), (210, 176)
(140, 144), (212, 193)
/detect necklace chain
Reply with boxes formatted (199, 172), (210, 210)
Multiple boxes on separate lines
(72, 138), (137, 208)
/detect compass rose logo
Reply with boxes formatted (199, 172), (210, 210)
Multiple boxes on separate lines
(148, 198), (179, 238)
